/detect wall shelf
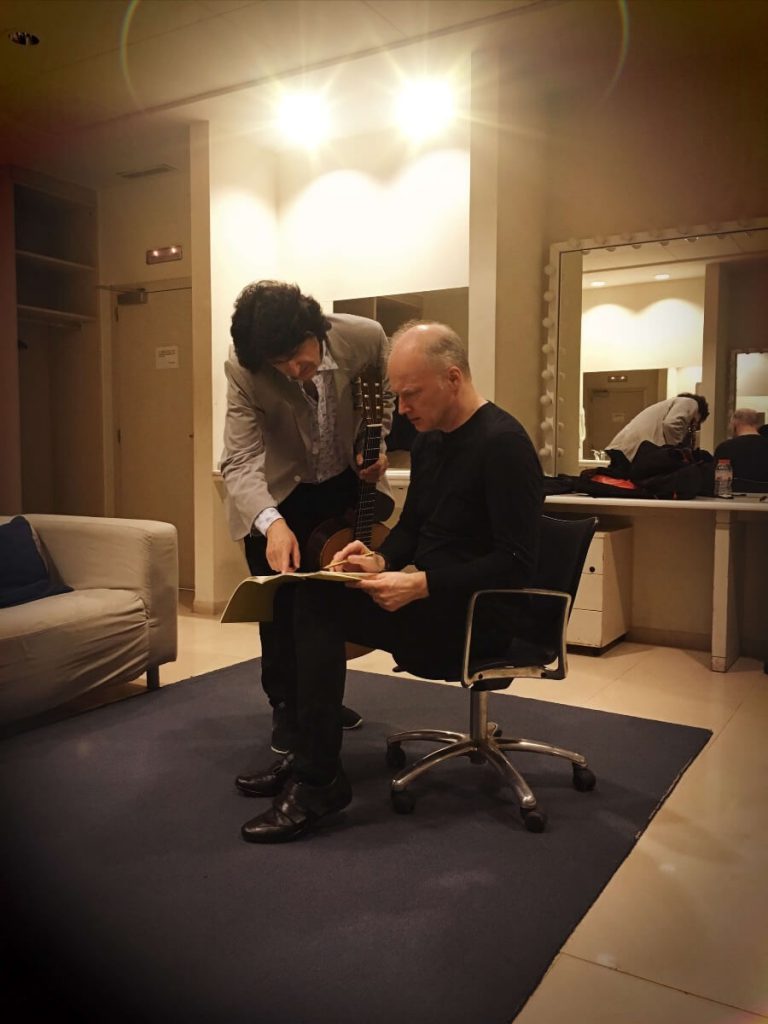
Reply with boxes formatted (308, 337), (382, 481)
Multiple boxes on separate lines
(17, 304), (95, 326)
(16, 249), (95, 272)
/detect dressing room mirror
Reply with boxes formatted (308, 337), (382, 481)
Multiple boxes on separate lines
(540, 221), (768, 476)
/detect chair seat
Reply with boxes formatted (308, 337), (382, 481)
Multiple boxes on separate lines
(468, 639), (557, 690)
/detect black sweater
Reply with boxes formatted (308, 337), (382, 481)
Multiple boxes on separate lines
(378, 403), (543, 598)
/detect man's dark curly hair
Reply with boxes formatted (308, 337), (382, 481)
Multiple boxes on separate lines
(230, 280), (331, 372)
(678, 392), (710, 423)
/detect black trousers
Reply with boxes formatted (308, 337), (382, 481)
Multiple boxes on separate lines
(277, 580), (469, 784)
(243, 469), (359, 709)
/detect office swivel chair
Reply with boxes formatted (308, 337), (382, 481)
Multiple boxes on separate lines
(386, 514), (599, 832)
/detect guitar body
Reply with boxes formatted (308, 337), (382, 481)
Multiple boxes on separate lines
(307, 520), (391, 575)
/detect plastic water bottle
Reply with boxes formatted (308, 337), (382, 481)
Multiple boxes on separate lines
(714, 458), (733, 498)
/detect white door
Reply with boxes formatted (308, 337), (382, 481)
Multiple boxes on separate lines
(112, 282), (194, 589)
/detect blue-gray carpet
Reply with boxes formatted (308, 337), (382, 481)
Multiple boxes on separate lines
(0, 660), (711, 1024)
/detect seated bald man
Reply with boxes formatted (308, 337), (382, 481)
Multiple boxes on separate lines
(714, 408), (768, 487)
(235, 320), (543, 843)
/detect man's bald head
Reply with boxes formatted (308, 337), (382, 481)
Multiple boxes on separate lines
(387, 320), (482, 434)
(390, 320), (470, 377)
(731, 408), (763, 435)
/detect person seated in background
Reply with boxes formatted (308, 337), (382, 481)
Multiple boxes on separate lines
(605, 392), (709, 477)
(234, 320), (543, 844)
(714, 408), (768, 487)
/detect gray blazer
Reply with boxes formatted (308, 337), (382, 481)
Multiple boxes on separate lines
(220, 313), (393, 541)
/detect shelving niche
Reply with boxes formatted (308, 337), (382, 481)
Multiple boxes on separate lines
(2, 166), (103, 514)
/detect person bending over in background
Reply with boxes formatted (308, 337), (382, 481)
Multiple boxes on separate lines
(235, 320), (543, 844)
(220, 281), (393, 755)
(605, 392), (709, 477)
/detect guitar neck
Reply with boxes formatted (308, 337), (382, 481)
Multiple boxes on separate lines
(354, 423), (382, 546)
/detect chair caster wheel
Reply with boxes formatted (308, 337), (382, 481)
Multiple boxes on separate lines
(573, 766), (596, 792)
(386, 743), (406, 770)
(391, 789), (414, 814)
(521, 807), (547, 832)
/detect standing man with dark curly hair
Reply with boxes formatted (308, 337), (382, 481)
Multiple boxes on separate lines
(220, 281), (393, 754)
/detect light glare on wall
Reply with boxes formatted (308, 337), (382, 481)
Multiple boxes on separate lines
(277, 92), (329, 145)
(395, 79), (455, 140)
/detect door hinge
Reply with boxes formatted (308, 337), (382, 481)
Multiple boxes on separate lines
(117, 428), (122, 444)
(114, 305), (119, 321)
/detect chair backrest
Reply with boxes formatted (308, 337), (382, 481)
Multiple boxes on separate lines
(534, 515), (599, 610)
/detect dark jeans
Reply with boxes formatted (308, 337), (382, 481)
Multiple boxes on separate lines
(243, 469), (359, 710)
(278, 581), (469, 784)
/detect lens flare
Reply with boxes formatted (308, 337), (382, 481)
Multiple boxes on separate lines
(395, 79), (455, 141)
(118, 0), (145, 111)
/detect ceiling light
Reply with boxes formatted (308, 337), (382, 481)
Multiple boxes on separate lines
(654, 273), (670, 281)
(277, 93), (329, 146)
(395, 79), (455, 140)
(590, 281), (606, 288)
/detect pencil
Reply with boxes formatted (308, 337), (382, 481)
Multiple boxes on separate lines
(324, 550), (377, 570)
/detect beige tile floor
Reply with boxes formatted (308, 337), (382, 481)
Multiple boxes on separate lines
(48, 596), (768, 1023)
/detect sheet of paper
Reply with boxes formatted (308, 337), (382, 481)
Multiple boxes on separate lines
(220, 571), (366, 623)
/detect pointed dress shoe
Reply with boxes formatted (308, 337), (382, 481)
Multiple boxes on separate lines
(241, 772), (352, 843)
(235, 755), (294, 797)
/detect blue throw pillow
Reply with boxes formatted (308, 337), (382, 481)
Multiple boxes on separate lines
(0, 516), (73, 608)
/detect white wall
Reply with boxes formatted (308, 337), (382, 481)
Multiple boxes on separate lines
(99, 169), (191, 285)
(208, 129), (279, 465)
(277, 130), (470, 313)
(581, 277), (705, 384)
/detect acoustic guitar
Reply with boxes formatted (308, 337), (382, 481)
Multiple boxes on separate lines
(305, 376), (390, 659)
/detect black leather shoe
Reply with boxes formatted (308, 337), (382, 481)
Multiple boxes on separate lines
(235, 755), (294, 797)
(341, 705), (363, 730)
(241, 772), (352, 843)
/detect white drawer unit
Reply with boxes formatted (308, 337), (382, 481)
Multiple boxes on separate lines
(567, 524), (633, 651)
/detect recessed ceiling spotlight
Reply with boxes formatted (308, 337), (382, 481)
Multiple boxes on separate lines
(590, 281), (606, 288)
(8, 30), (40, 46)
(276, 92), (329, 146)
(654, 273), (671, 281)
(395, 79), (455, 140)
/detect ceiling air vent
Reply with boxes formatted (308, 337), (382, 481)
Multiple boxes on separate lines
(116, 163), (176, 180)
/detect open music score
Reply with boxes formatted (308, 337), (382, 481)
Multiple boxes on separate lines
(220, 570), (366, 624)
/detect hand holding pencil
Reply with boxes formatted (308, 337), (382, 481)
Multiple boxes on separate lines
(324, 541), (385, 574)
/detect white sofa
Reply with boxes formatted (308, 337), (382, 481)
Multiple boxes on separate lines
(0, 514), (178, 725)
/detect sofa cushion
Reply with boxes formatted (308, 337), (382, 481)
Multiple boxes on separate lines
(0, 516), (73, 608)
(0, 588), (149, 722)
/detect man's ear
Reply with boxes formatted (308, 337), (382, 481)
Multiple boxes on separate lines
(447, 365), (462, 388)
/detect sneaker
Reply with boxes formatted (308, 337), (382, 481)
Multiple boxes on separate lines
(271, 703), (299, 755)
(341, 705), (363, 730)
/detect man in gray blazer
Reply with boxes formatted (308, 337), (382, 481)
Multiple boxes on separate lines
(220, 281), (393, 754)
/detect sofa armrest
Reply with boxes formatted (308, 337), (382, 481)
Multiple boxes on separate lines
(23, 514), (178, 665)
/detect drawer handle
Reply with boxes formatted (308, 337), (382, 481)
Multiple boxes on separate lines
(588, 566), (596, 573)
